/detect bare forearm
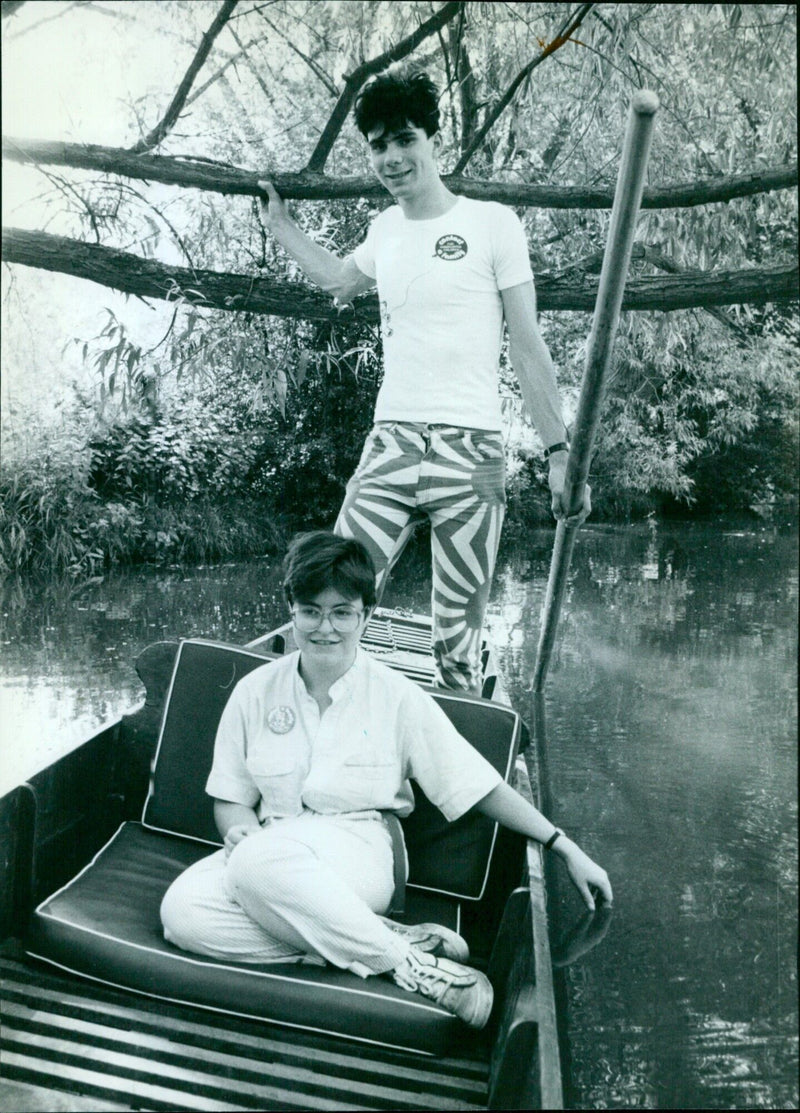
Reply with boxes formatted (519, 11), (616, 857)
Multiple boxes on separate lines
(510, 335), (568, 449)
(501, 283), (568, 449)
(473, 780), (557, 844)
(258, 180), (358, 299)
(270, 218), (348, 295)
(213, 799), (260, 840)
(474, 781), (613, 908)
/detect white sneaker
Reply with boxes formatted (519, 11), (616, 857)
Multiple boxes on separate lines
(386, 921), (469, 962)
(392, 947), (493, 1029)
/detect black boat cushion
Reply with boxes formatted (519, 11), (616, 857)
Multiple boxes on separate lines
(142, 639), (521, 900)
(27, 822), (481, 1058)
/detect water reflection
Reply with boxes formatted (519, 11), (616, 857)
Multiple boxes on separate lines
(489, 523), (798, 1110)
(552, 905), (615, 967)
(0, 523), (796, 1108)
(0, 558), (288, 792)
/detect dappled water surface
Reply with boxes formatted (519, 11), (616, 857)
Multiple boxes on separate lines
(1, 524), (797, 1108)
(0, 557), (288, 792)
(488, 524), (798, 1109)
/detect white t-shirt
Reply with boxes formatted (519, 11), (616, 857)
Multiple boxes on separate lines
(206, 647), (502, 824)
(352, 196), (533, 430)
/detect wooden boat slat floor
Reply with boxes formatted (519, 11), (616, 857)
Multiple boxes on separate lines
(0, 958), (489, 1112)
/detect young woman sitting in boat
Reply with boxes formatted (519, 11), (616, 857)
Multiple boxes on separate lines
(160, 531), (612, 1029)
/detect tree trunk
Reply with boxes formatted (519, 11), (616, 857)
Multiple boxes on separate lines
(4, 227), (797, 317)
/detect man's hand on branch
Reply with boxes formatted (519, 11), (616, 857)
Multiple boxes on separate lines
(547, 450), (591, 526)
(258, 180), (291, 232)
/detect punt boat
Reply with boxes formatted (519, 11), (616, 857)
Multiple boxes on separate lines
(0, 607), (563, 1111)
(0, 90), (655, 1113)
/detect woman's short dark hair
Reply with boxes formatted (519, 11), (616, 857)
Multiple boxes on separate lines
(283, 531), (377, 608)
(354, 65), (439, 138)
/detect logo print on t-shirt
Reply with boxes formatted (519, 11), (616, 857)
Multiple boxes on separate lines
(434, 234), (468, 261)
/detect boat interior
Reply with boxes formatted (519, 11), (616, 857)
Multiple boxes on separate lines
(0, 609), (562, 1110)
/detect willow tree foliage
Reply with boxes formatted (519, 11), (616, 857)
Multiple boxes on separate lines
(1, 1), (797, 573)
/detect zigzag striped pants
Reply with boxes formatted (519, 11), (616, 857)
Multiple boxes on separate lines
(335, 421), (505, 692)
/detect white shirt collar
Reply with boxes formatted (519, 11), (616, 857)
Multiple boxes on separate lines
(293, 646), (367, 703)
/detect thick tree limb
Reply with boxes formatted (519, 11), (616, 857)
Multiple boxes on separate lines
(305, 0), (463, 173)
(1, 0), (27, 17)
(4, 228), (797, 317)
(129, 0), (239, 154)
(552, 243), (750, 338)
(4, 136), (797, 209)
(453, 3), (594, 174)
(541, 263), (798, 311)
(639, 245), (750, 339)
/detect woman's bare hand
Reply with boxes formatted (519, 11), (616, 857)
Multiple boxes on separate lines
(224, 823), (259, 859)
(555, 837), (613, 910)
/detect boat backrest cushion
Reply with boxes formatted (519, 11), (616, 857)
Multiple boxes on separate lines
(142, 640), (270, 845)
(142, 639), (521, 900)
(405, 691), (519, 900)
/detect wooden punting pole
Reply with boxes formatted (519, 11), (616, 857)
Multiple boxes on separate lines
(533, 90), (659, 691)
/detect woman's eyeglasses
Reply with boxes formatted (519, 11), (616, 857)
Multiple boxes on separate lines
(291, 604), (364, 633)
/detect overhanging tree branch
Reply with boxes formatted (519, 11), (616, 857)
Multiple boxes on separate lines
(453, 3), (593, 174)
(552, 243), (751, 338)
(4, 228), (797, 317)
(4, 136), (797, 209)
(305, 0), (463, 173)
(129, 0), (239, 154)
(639, 245), (750, 340)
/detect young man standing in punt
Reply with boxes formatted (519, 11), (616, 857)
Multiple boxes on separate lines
(260, 67), (587, 692)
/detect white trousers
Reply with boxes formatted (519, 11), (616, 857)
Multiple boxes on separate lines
(160, 812), (410, 978)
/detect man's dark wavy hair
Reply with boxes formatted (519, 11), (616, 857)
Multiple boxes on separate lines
(354, 65), (440, 138)
(283, 531), (377, 608)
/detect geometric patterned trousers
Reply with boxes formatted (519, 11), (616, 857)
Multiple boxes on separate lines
(335, 421), (505, 692)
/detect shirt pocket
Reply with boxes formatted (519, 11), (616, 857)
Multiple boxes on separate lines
(343, 753), (397, 781)
(315, 753), (398, 812)
(246, 752), (299, 816)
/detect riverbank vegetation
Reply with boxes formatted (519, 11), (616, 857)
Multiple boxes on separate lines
(2, 2), (797, 577)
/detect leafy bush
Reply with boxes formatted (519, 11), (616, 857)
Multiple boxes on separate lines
(136, 499), (282, 564)
(676, 324), (799, 518)
(0, 395), (283, 576)
(249, 322), (382, 530)
(89, 402), (259, 504)
(0, 439), (106, 577)
(579, 311), (799, 520)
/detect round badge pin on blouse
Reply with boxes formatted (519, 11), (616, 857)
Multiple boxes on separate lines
(267, 706), (296, 734)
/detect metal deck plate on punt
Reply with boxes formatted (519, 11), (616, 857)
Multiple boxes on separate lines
(361, 610), (494, 689)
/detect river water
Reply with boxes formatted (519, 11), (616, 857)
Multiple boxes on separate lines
(0, 522), (796, 1109)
